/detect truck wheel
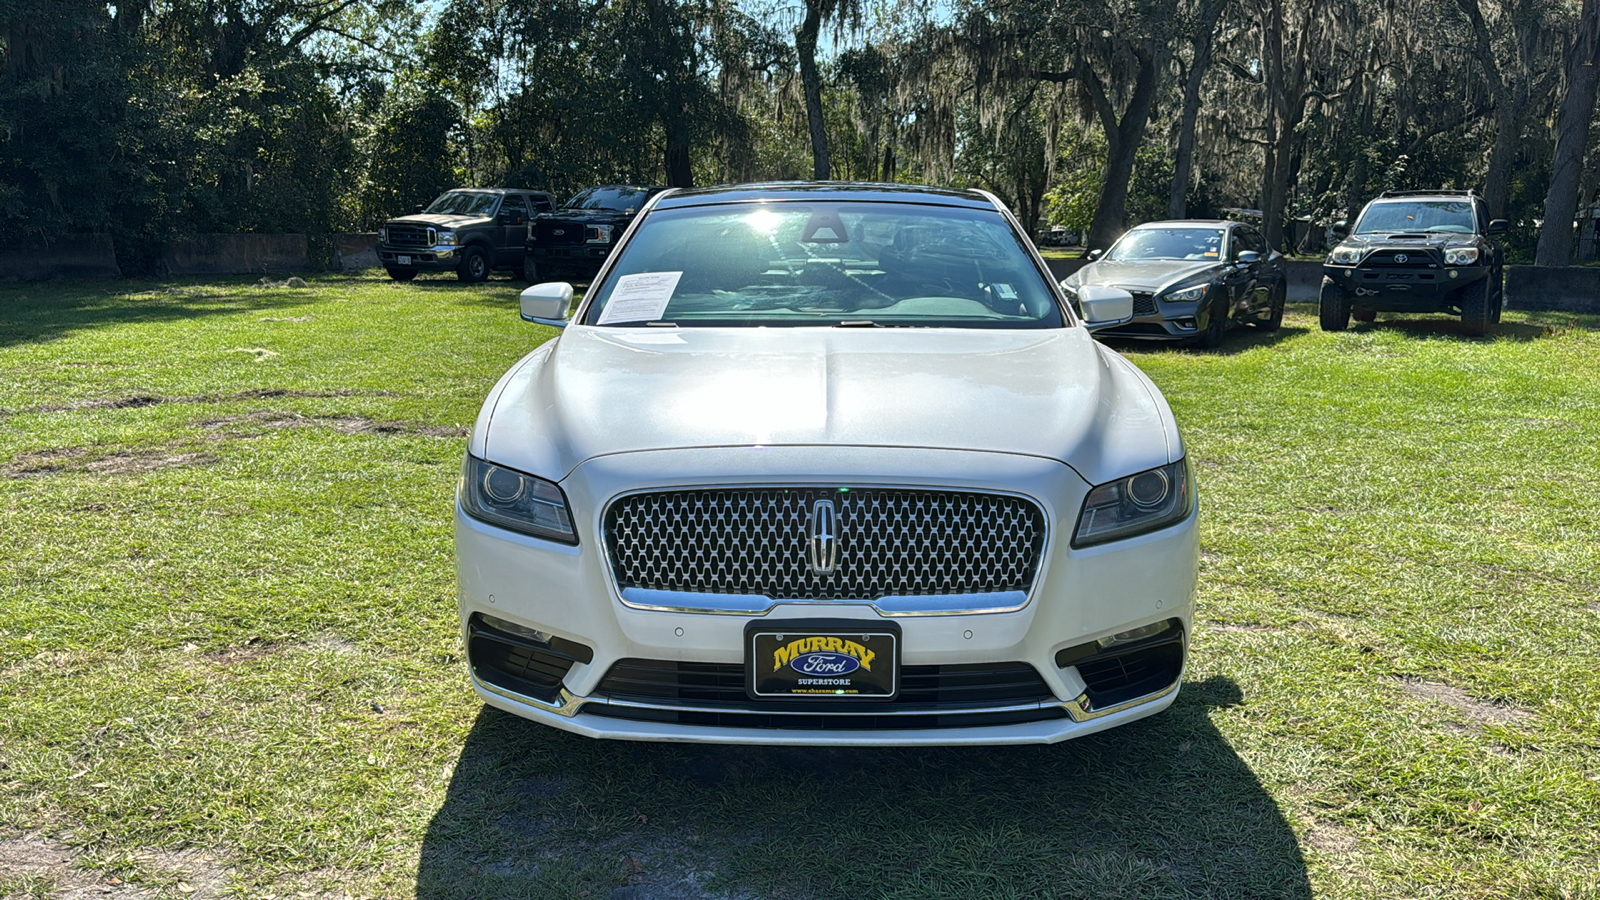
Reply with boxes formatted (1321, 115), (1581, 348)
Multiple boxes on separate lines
(1460, 276), (1492, 337)
(523, 256), (540, 284)
(386, 267), (418, 282)
(1319, 280), (1351, 332)
(1254, 279), (1286, 332)
(458, 246), (490, 283)
(1491, 268), (1504, 324)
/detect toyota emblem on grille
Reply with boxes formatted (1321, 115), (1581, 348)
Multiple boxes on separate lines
(806, 499), (840, 576)
(1394, 253), (1408, 263)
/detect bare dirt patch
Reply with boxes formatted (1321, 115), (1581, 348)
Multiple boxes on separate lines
(4, 447), (217, 478)
(1303, 823), (1358, 855)
(17, 388), (393, 417)
(0, 833), (230, 898)
(1206, 622), (1282, 634)
(201, 410), (464, 439)
(1395, 677), (1534, 728)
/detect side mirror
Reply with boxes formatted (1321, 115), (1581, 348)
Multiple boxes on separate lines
(1077, 285), (1135, 332)
(412, 204), (425, 214)
(520, 282), (574, 327)
(1488, 219), (1509, 236)
(1236, 250), (1260, 265)
(1086, 248), (1104, 261)
(1331, 224), (1349, 240)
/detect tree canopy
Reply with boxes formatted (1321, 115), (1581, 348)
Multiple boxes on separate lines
(2, 0), (1596, 269)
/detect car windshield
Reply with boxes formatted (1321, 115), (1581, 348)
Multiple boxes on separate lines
(564, 188), (652, 212)
(580, 201), (1065, 328)
(1105, 228), (1225, 261)
(1354, 200), (1476, 234)
(424, 191), (500, 216)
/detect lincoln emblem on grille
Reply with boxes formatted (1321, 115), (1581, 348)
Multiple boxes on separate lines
(806, 499), (840, 576)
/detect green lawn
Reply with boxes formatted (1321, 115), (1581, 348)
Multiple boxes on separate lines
(2, 274), (1597, 899)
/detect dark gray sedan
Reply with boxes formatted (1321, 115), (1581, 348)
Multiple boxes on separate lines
(1060, 220), (1287, 348)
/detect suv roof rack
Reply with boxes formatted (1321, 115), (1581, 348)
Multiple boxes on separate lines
(1376, 189), (1478, 199)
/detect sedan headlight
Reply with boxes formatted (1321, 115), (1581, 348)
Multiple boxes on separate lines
(1444, 247), (1479, 266)
(1073, 460), (1192, 548)
(585, 224), (614, 244)
(459, 455), (577, 544)
(1161, 285), (1207, 304)
(437, 230), (457, 246)
(1327, 244), (1364, 265)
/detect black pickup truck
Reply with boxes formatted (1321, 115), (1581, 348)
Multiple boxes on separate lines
(1320, 190), (1508, 335)
(524, 185), (667, 283)
(379, 188), (556, 282)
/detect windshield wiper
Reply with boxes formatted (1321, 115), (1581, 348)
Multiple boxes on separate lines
(835, 320), (883, 328)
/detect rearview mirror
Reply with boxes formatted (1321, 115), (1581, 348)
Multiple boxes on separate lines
(1488, 219), (1509, 236)
(1077, 285), (1135, 332)
(520, 282), (574, 327)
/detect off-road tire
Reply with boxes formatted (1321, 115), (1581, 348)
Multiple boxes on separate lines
(458, 246), (490, 283)
(522, 256), (540, 284)
(1319, 280), (1351, 331)
(1491, 268), (1504, 324)
(386, 267), (418, 282)
(1254, 279), (1286, 331)
(1460, 275), (1493, 337)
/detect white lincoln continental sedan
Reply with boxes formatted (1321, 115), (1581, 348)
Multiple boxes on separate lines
(454, 183), (1198, 745)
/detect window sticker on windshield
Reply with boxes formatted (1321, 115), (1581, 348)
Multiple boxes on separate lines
(993, 283), (1018, 301)
(597, 272), (683, 325)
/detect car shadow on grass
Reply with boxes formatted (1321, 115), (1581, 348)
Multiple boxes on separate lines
(1351, 316), (1569, 342)
(0, 278), (318, 349)
(417, 675), (1309, 899)
(1100, 324), (1309, 359)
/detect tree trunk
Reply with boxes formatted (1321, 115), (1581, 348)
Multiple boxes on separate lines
(1084, 50), (1160, 250)
(1536, 0), (1600, 266)
(1169, 0), (1228, 219)
(664, 109), (694, 188)
(797, 4), (831, 180)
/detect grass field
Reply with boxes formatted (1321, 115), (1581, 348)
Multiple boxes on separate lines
(2, 273), (1598, 899)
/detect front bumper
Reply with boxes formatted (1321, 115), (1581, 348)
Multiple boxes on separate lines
(1324, 263), (1488, 309)
(530, 245), (611, 275)
(453, 445), (1199, 745)
(379, 244), (459, 270)
(1088, 291), (1207, 342)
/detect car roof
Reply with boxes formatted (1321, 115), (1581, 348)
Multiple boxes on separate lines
(653, 182), (995, 211)
(1127, 219), (1237, 228)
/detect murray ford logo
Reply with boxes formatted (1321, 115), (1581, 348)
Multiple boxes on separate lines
(772, 636), (875, 675)
(806, 498), (839, 575)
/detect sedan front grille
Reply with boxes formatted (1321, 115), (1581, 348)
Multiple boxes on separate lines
(603, 488), (1046, 601)
(1130, 292), (1158, 317)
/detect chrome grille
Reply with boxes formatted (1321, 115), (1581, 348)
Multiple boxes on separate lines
(386, 224), (433, 248)
(604, 488), (1046, 601)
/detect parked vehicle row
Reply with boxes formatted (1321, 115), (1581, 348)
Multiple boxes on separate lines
(379, 185), (664, 284)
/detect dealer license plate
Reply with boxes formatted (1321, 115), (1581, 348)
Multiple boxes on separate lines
(747, 622), (899, 699)
(398, 255), (411, 265)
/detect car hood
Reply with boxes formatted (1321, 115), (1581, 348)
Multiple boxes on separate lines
(1066, 259), (1219, 293)
(477, 326), (1180, 488)
(1343, 234), (1468, 250)
(386, 213), (491, 228)
(542, 209), (632, 222)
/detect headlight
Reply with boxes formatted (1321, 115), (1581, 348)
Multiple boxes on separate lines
(1073, 460), (1193, 548)
(1162, 285), (1207, 304)
(1444, 247), (1479, 266)
(459, 455), (577, 544)
(1327, 245), (1364, 265)
(437, 230), (457, 246)
(585, 224), (614, 244)
(378, 227), (388, 243)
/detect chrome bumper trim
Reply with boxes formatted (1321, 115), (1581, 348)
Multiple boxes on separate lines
(618, 587), (1030, 617)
